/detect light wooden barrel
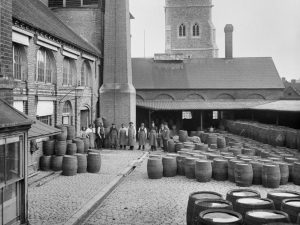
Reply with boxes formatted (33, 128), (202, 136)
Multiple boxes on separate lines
(76, 154), (87, 173)
(62, 155), (78, 176)
(87, 152), (101, 173)
(147, 158), (163, 179)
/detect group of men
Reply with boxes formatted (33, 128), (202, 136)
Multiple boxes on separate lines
(87, 121), (171, 151)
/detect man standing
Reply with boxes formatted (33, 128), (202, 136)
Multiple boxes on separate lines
(109, 123), (118, 149)
(119, 123), (128, 149)
(97, 122), (106, 149)
(127, 122), (136, 150)
(138, 123), (147, 150)
(149, 121), (158, 151)
(162, 123), (170, 152)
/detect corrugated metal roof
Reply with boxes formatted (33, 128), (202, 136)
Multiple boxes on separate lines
(13, 0), (101, 56)
(136, 100), (272, 111)
(252, 100), (300, 112)
(132, 57), (284, 90)
(28, 120), (61, 140)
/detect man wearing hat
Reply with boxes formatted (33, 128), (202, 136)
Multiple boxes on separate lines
(109, 123), (118, 149)
(127, 122), (136, 150)
(138, 123), (147, 150)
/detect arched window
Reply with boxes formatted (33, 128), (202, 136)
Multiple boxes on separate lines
(63, 57), (76, 86)
(81, 60), (92, 87)
(179, 24), (186, 37)
(36, 48), (56, 83)
(13, 44), (27, 81)
(62, 101), (73, 125)
(192, 23), (200, 37)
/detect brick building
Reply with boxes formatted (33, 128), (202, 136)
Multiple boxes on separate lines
(282, 77), (300, 99)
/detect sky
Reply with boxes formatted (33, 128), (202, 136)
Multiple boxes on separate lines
(129, 0), (300, 81)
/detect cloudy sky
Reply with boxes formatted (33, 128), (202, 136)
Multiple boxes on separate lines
(129, 0), (300, 81)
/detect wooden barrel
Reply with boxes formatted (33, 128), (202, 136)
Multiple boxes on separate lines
(50, 155), (63, 171)
(229, 147), (242, 156)
(162, 156), (177, 177)
(198, 209), (243, 225)
(262, 164), (281, 188)
(212, 159), (228, 181)
(285, 157), (299, 164)
(62, 155), (77, 176)
(40, 156), (51, 171)
(66, 140), (73, 144)
(73, 139), (85, 154)
(195, 160), (212, 182)
(207, 134), (218, 147)
(235, 198), (275, 218)
(175, 143), (183, 152)
(147, 158), (163, 179)
(76, 154), (87, 173)
(202, 133), (209, 144)
(167, 139), (175, 153)
(282, 199), (300, 223)
(217, 136), (227, 149)
(88, 133), (95, 149)
(277, 162), (289, 185)
(55, 140), (67, 156)
(234, 163), (253, 187)
(81, 137), (90, 153)
(267, 190), (300, 210)
(67, 125), (76, 140)
(43, 140), (55, 156)
(244, 209), (290, 225)
(242, 148), (256, 156)
(186, 191), (223, 225)
(197, 144), (209, 151)
(293, 162), (300, 185)
(286, 129), (298, 149)
(55, 125), (67, 141)
(179, 130), (188, 142)
(87, 152), (101, 173)
(228, 160), (243, 182)
(251, 161), (263, 185)
(226, 189), (261, 210)
(193, 199), (233, 224)
(184, 157), (197, 179)
(67, 143), (77, 155)
(176, 155), (186, 176)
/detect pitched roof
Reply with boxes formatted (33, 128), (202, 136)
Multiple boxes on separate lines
(132, 57), (284, 90)
(252, 100), (300, 112)
(28, 120), (61, 140)
(12, 0), (101, 56)
(0, 99), (33, 129)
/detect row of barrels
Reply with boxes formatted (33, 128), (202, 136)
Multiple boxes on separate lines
(40, 151), (101, 175)
(187, 189), (300, 225)
(147, 151), (300, 188)
(224, 120), (300, 150)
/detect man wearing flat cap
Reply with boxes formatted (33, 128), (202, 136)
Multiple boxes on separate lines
(127, 122), (136, 150)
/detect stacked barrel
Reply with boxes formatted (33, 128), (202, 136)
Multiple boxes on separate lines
(186, 189), (300, 225)
(147, 130), (300, 188)
(40, 125), (101, 176)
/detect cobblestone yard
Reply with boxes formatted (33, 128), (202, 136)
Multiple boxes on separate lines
(28, 150), (144, 225)
(84, 156), (300, 225)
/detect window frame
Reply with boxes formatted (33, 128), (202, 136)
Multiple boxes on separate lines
(13, 44), (28, 81)
(81, 60), (92, 87)
(63, 57), (76, 86)
(192, 23), (200, 37)
(36, 49), (56, 84)
(178, 23), (186, 38)
(37, 116), (52, 126)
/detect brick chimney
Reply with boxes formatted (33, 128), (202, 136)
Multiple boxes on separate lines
(224, 24), (234, 59)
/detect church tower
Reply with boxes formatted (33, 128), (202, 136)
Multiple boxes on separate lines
(165, 0), (218, 58)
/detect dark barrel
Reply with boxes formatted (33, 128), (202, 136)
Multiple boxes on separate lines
(76, 154), (87, 173)
(251, 161), (263, 185)
(207, 134), (218, 147)
(226, 189), (261, 210)
(228, 160), (243, 182)
(282, 198), (300, 223)
(234, 163), (253, 187)
(198, 209), (243, 225)
(66, 143), (77, 155)
(262, 164), (281, 188)
(66, 125), (76, 140)
(162, 156), (177, 177)
(176, 155), (186, 175)
(277, 162), (289, 185)
(267, 190), (300, 210)
(186, 191), (223, 225)
(293, 162), (300, 185)
(87, 152), (101, 173)
(55, 140), (67, 156)
(193, 199), (232, 225)
(55, 125), (67, 141)
(184, 157), (197, 179)
(167, 139), (175, 153)
(212, 159), (228, 181)
(195, 160), (212, 182)
(179, 130), (188, 142)
(73, 138), (85, 154)
(50, 155), (63, 171)
(235, 198), (275, 218)
(62, 155), (78, 176)
(40, 155), (51, 171)
(244, 209), (290, 225)
(147, 158), (163, 179)
(43, 140), (55, 156)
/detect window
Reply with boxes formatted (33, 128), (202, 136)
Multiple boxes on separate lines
(192, 23), (200, 37)
(179, 24), (186, 37)
(182, 111), (192, 120)
(63, 58), (76, 86)
(62, 101), (73, 125)
(213, 111), (218, 120)
(81, 60), (92, 87)
(13, 44), (27, 81)
(37, 116), (52, 126)
(36, 49), (56, 83)
(82, 0), (98, 5)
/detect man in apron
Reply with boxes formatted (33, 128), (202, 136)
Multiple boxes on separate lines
(119, 123), (128, 149)
(162, 123), (170, 152)
(149, 121), (158, 151)
(109, 123), (118, 149)
(138, 123), (147, 150)
(97, 122), (106, 149)
(127, 122), (136, 150)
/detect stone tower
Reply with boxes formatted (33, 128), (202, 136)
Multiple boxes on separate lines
(100, 0), (136, 125)
(165, 0), (218, 58)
